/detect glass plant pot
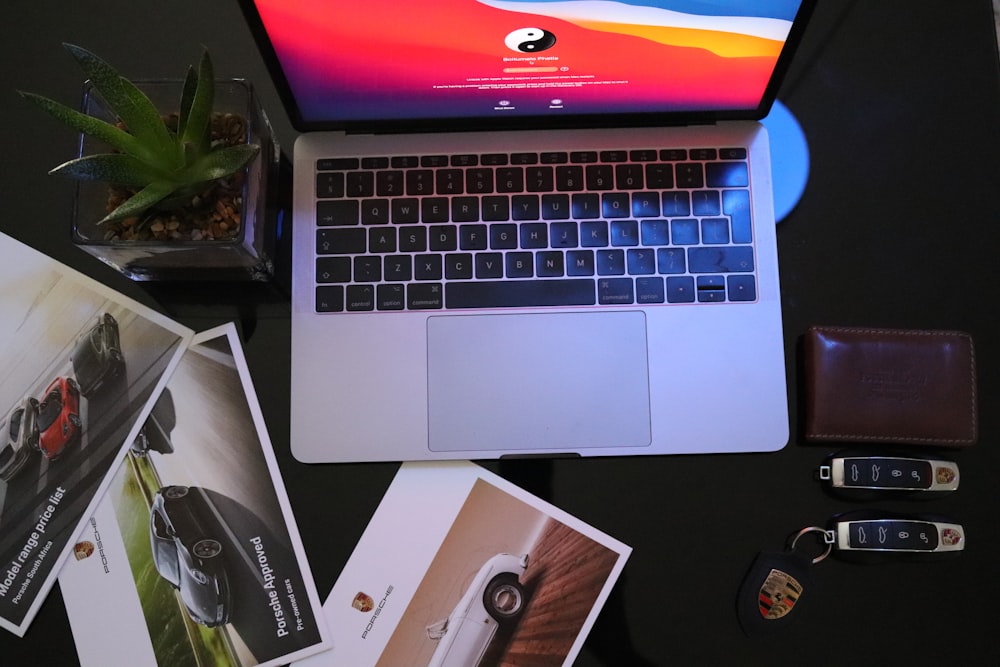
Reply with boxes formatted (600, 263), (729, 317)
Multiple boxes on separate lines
(71, 79), (280, 281)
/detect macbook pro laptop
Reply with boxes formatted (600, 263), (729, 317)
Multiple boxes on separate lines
(239, 0), (816, 462)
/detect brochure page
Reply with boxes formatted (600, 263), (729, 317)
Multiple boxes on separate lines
(297, 460), (631, 667)
(0, 232), (191, 636)
(59, 324), (332, 666)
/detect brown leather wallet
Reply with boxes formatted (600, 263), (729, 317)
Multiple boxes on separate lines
(803, 326), (978, 447)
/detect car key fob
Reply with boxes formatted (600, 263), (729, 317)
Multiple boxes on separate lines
(818, 451), (959, 499)
(830, 510), (965, 562)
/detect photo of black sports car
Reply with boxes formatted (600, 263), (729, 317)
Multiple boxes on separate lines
(71, 312), (125, 397)
(149, 485), (231, 627)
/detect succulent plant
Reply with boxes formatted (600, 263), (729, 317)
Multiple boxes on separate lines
(19, 44), (260, 225)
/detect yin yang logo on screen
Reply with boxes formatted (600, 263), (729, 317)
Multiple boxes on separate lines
(504, 27), (557, 53)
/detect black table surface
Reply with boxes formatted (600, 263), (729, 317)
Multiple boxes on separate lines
(2, 1), (999, 665)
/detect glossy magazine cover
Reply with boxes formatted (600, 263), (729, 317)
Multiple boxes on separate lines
(0, 232), (191, 636)
(295, 461), (631, 667)
(59, 324), (331, 667)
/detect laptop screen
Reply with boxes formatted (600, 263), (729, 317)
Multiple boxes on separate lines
(241, 0), (814, 132)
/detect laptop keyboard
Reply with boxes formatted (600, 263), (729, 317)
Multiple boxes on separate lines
(313, 148), (757, 312)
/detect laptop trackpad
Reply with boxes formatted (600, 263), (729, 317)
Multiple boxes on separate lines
(427, 311), (652, 453)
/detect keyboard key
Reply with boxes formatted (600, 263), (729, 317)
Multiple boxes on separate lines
(572, 193), (601, 219)
(377, 284), (406, 310)
(368, 227), (395, 253)
(451, 197), (479, 222)
(446, 279), (596, 308)
(429, 225), (457, 251)
(597, 249), (626, 275)
(316, 172), (344, 198)
(635, 277), (665, 303)
(346, 171), (374, 197)
(398, 226), (427, 252)
(408, 283), (443, 309)
(661, 191), (690, 217)
(353, 256), (381, 282)
(700, 218), (730, 244)
(497, 167), (525, 192)
(580, 221), (609, 247)
(566, 250), (595, 276)
(346, 285), (375, 311)
(722, 190), (753, 243)
(520, 223), (548, 249)
(506, 252), (534, 278)
(512, 195), (540, 220)
(421, 198), (449, 223)
(445, 253), (474, 279)
(490, 224), (518, 249)
(627, 248), (656, 275)
(317, 228), (365, 254)
(375, 170), (403, 196)
(541, 194), (571, 220)
(707, 161), (749, 187)
(671, 219), (700, 245)
(631, 192), (661, 218)
(316, 285), (344, 312)
(675, 163), (704, 188)
(526, 166), (554, 192)
(482, 196), (510, 221)
(391, 198), (419, 224)
(317, 157), (358, 171)
(383, 255), (412, 281)
(361, 199), (389, 225)
(656, 248), (686, 274)
(615, 164), (644, 189)
(550, 222), (578, 248)
(317, 200), (359, 226)
(728, 275), (757, 301)
(598, 278), (634, 304)
(316, 257), (351, 283)
(460, 224), (488, 250)
(697, 275), (727, 302)
(688, 246), (755, 273)
(640, 220), (669, 246)
(666, 276), (695, 303)
(611, 220), (639, 246)
(536, 251), (564, 277)
(475, 253), (504, 278)
(414, 254), (442, 280)
(692, 190), (721, 216)
(602, 193), (631, 218)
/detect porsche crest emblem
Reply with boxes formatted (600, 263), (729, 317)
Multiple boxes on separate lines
(758, 568), (803, 619)
(352, 592), (374, 613)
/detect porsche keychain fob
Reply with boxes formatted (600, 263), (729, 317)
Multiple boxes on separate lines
(830, 510), (965, 562)
(819, 451), (959, 498)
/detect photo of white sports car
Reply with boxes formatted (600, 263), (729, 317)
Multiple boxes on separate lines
(426, 552), (530, 667)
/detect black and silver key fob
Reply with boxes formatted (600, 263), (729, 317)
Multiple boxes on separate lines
(819, 451), (959, 499)
(830, 510), (965, 562)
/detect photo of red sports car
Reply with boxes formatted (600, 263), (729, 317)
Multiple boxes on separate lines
(37, 376), (82, 460)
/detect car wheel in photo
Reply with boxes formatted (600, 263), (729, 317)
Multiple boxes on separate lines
(192, 539), (223, 559)
(164, 485), (189, 500)
(483, 573), (525, 622)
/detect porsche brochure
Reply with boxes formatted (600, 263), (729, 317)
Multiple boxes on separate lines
(295, 461), (631, 667)
(59, 324), (331, 667)
(0, 232), (191, 636)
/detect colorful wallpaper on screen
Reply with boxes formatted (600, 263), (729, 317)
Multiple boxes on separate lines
(253, 0), (801, 124)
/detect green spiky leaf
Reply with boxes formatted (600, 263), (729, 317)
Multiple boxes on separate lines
(49, 153), (167, 185)
(179, 51), (214, 155)
(18, 91), (148, 160)
(99, 180), (176, 225)
(182, 144), (259, 183)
